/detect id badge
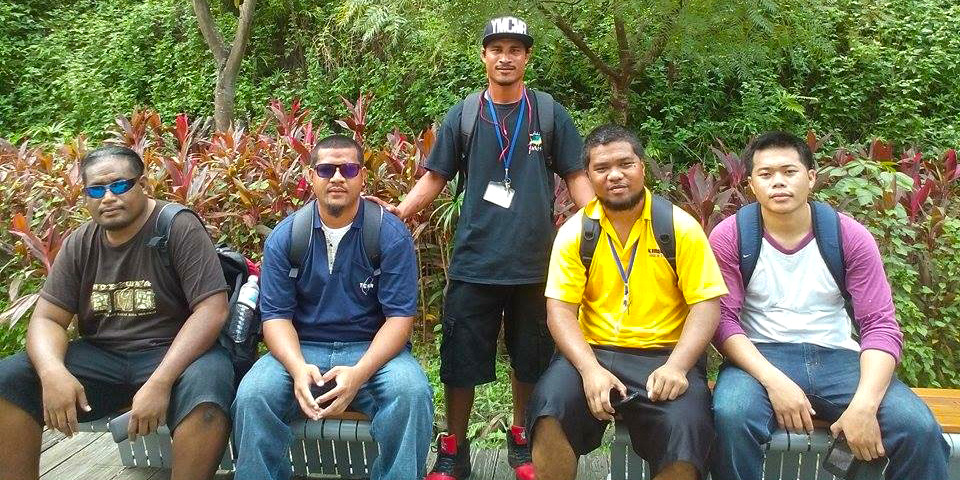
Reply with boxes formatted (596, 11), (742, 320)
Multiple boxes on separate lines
(483, 181), (515, 208)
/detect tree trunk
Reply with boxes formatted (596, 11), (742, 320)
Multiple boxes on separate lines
(214, 73), (237, 132)
(610, 78), (630, 126)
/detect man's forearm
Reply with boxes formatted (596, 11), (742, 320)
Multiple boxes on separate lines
(148, 295), (227, 386)
(719, 334), (785, 386)
(563, 170), (595, 209)
(547, 299), (601, 374)
(26, 317), (70, 375)
(850, 349), (896, 411)
(263, 319), (310, 375)
(352, 317), (413, 382)
(666, 298), (720, 371)
(397, 171), (448, 220)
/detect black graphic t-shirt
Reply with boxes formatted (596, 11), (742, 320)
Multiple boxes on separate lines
(40, 201), (227, 351)
(425, 93), (584, 284)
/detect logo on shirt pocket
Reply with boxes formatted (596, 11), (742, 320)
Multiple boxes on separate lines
(359, 275), (375, 296)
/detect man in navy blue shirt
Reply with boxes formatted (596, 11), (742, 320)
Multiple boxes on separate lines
(232, 135), (434, 480)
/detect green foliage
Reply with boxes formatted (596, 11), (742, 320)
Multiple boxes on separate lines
(2, 0), (960, 163)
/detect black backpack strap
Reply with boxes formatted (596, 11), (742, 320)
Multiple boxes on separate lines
(810, 201), (853, 319)
(650, 195), (676, 273)
(288, 200), (316, 279)
(533, 90), (555, 169)
(580, 213), (601, 274)
(735, 202), (764, 287)
(147, 202), (202, 268)
(456, 92), (484, 197)
(361, 198), (383, 274)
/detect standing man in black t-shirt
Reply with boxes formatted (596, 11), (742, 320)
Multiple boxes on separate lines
(375, 16), (593, 480)
(0, 146), (235, 480)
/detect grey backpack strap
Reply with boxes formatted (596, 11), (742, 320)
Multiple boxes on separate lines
(580, 214), (601, 274)
(287, 201), (315, 279)
(456, 91), (484, 196)
(533, 90), (555, 168)
(361, 198), (383, 275)
(147, 202), (202, 268)
(650, 195), (676, 273)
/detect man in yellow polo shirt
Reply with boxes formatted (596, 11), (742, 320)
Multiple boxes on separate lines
(527, 124), (727, 480)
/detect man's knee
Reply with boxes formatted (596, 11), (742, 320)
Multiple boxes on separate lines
(531, 416), (569, 449)
(182, 402), (228, 428)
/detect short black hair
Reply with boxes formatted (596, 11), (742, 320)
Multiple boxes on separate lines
(582, 124), (645, 167)
(81, 146), (145, 183)
(742, 131), (815, 173)
(311, 135), (363, 166)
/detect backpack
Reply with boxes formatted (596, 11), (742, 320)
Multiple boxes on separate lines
(579, 194), (677, 275)
(147, 202), (261, 383)
(286, 198), (383, 279)
(455, 89), (556, 195)
(735, 201), (854, 320)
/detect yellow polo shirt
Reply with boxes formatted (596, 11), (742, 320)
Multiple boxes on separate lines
(545, 190), (728, 349)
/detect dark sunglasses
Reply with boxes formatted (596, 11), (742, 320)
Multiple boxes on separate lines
(84, 177), (139, 199)
(314, 163), (362, 179)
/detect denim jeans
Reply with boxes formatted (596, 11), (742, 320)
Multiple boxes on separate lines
(711, 343), (948, 480)
(232, 341), (434, 480)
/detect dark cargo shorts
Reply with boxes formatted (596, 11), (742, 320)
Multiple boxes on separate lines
(0, 339), (234, 432)
(439, 280), (554, 387)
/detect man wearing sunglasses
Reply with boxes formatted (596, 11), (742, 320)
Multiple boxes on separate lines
(0, 146), (234, 480)
(232, 135), (433, 480)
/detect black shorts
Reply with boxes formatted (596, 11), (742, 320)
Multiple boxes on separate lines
(0, 339), (235, 432)
(527, 346), (714, 478)
(439, 280), (554, 387)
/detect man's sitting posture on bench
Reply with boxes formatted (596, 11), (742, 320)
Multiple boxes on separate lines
(0, 146), (234, 480)
(232, 135), (433, 480)
(709, 132), (950, 479)
(529, 125), (728, 480)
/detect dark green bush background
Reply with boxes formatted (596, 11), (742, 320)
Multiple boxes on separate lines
(3, 0), (960, 160)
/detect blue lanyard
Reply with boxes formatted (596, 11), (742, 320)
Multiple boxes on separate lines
(485, 89), (527, 184)
(606, 234), (638, 311)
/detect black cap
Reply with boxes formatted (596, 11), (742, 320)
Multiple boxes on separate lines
(482, 16), (533, 48)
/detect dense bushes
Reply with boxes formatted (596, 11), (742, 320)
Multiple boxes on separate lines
(2, 0), (960, 162)
(1, 102), (958, 388)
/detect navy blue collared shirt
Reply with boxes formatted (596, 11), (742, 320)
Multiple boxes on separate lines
(260, 201), (418, 342)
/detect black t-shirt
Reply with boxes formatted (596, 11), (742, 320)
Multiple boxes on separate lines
(40, 201), (228, 351)
(424, 92), (584, 284)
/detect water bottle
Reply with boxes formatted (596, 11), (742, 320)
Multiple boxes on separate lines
(228, 275), (259, 343)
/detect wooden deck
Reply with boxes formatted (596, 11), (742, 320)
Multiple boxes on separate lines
(38, 430), (611, 480)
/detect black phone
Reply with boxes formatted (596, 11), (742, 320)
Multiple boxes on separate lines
(822, 436), (858, 478)
(610, 389), (642, 409)
(309, 378), (337, 409)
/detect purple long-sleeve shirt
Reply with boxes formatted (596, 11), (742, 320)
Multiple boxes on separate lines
(709, 212), (903, 362)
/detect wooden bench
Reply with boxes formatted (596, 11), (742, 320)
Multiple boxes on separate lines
(610, 388), (960, 480)
(78, 411), (377, 478)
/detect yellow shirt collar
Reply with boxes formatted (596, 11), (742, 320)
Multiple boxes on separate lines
(583, 188), (653, 251)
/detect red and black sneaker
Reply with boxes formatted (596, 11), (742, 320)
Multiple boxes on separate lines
(506, 425), (535, 480)
(425, 433), (472, 480)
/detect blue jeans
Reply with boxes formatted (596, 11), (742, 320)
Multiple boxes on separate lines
(232, 341), (434, 480)
(711, 343), (948, 480)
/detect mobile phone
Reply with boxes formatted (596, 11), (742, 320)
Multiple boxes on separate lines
(610, 389), (642, 409)
(309, 378), (337, 409)
(822, 436), (858, 478)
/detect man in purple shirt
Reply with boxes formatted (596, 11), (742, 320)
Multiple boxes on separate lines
(709, 131), (948, 479)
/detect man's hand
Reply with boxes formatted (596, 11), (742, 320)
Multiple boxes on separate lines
(830, 403), (885, 461)
(293, 364), (325, 421)
(646, 363), (689, 402)
(40, 367), (91, 437)
(763, 371), (816, 434)
(128, 380), (172, 441)
(581, 365), (627, 421)
(316, 365), (366, 418)
(363, 195), (401, 217)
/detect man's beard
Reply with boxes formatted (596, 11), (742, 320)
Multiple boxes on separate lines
(323, 201), (346, 217)
(598, 190), (644, 212)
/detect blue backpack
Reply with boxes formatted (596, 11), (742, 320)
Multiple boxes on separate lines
(735, 201), (853, 319)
